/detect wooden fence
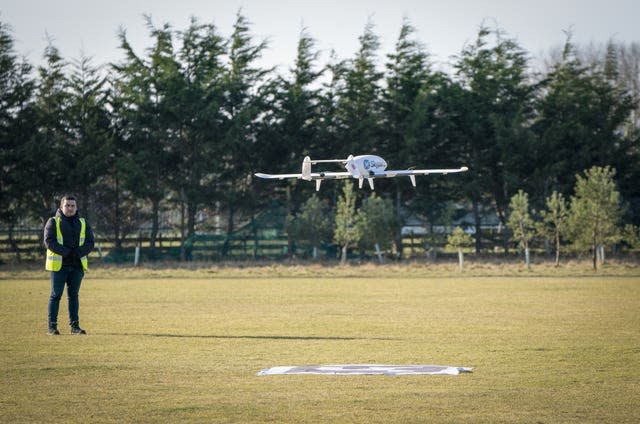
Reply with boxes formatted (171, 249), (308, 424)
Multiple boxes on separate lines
(0, 227), (504, 264)
(0, 230), (330, 263)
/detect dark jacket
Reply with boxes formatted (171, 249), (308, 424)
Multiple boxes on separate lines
(44, 209), (95, 268)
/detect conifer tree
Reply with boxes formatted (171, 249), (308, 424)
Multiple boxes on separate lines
(356, 193), (399, 262)
(447, 227), (473, 270)
(538, 191), (569, 266)
(532, 35), (635, 200)
(261, 26), (324, 208)
(172, 18), (227, 241)
(567, 166), (622, 270)
(334, 181), (360, 264)
(0, 20), (34, 228)
(455, 24), (533, 253)
(382, 18), (433, 258)
(66, 53), (113, 216)
(112, 18), (177, 251)
(507, 190), (535, 270)
(27, 41), (70, 221)
(219, 11), (271, 255)
(334, 19), (383, 157)
(289, 194), (333, 259)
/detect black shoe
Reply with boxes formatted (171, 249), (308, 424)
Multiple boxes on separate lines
(70, 322), (86, 335)
(48, 324), (60, 335)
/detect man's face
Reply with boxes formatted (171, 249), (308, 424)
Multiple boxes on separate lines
(61, 199), (77, 217)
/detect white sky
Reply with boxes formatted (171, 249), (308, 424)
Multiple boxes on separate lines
(1, 0), (639, 74)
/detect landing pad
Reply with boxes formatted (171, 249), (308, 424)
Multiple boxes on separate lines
(257, 364), (473, 376)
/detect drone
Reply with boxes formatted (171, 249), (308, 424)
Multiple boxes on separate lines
(255, 154), (468, 191)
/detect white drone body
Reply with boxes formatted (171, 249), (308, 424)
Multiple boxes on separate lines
(255, 154), (468, 191)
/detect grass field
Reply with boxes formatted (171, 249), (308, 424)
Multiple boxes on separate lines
(1, 264), (639, 423)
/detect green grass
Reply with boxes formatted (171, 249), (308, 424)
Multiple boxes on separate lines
(1, 267), (639, 423)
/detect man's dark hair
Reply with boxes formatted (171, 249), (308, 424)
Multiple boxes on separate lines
(60, 194), (77, 204)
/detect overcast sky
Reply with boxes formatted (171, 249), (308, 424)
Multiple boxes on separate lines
(1, 0), (638, 74)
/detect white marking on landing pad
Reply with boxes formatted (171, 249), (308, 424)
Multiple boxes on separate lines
(257, 364), (473, 376)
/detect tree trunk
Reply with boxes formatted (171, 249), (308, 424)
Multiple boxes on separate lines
(9, 226), (21, 263)
(592, 231), (598, 270)
(179, 191), (186, 262)
(394, 186), (403, 260)
(286, 186), (294, 259)
(114, 176), (122, 249)
(340, 245), (347, 265)
(457, 248), (464, 271)
(472, 198), (482, 253)
(596, 245), (605, 267)
(188, 201), (197, 239)
(496, 203), (509, 255)
(253, 221), (259, 260)
(222, 203), (235, 257)
(149, 199), (160, 252)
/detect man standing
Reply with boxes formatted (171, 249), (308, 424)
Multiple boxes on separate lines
(44, 194), (95, 335)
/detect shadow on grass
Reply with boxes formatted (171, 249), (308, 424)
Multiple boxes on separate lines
(102, 333), (399, 341)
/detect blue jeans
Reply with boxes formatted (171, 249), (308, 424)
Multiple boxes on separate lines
(48, 266), (84, 325)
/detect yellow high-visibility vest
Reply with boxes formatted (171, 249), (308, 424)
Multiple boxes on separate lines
(45, 217), (88, 271)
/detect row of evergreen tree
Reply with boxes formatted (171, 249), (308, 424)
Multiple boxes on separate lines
(1, 12), (639, 257)
(295, 165), (637, 268)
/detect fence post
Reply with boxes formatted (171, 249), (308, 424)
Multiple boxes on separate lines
(134, 244), (140, 266)
(374, 243), (384, 264)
